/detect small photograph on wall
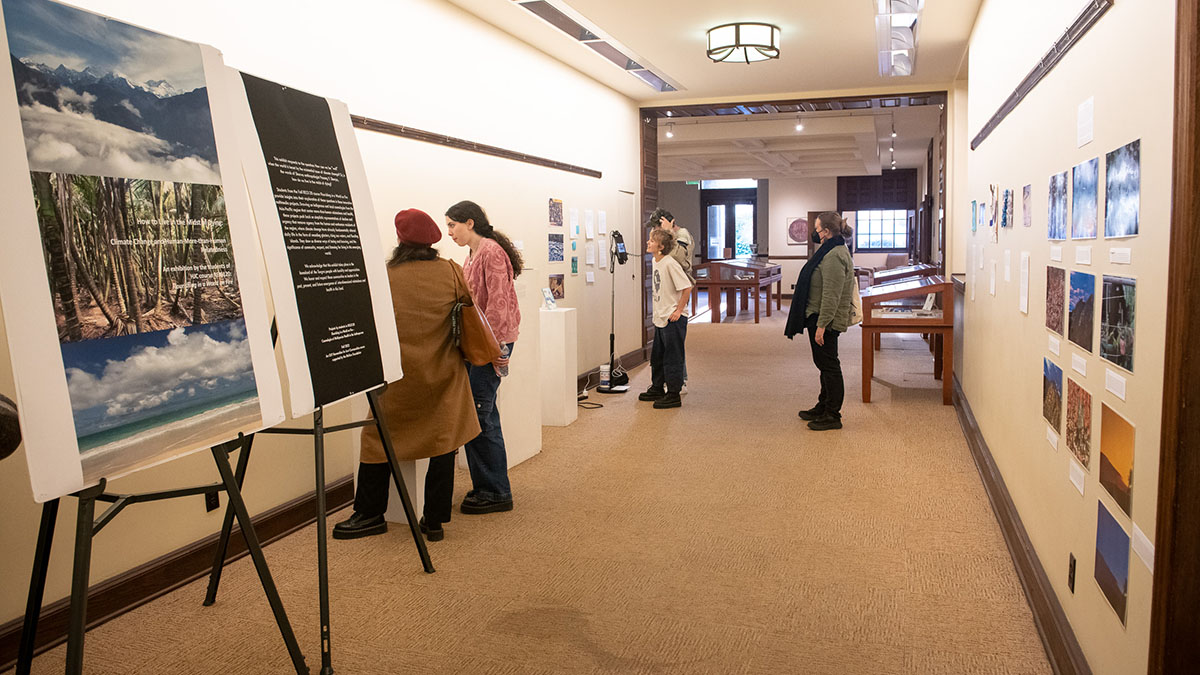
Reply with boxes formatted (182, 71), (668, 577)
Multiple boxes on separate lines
(1100, 403), (1135, 518)
(1094, 501), (1130, 624)
(1043, 358), (1064, 431)
(548, 274), (564, 300)
(786, 216), (809, 246)
(971, 201), (977, 233)
(548, 233), (564, 262)
(978, 202), (987, 233)
(1048, 171), (1068, 240)
(549, 198), (563, 227)
(1000, 189), (1011, 228)
(1066, 378), (1093, 469)
(1046, 267), (1066, 335)
(1072, 157), (1100, 239)
(1023, 184), (1032, 228)
(1069, 270), (1096, 352)
(1100, 275), (1136, 372)
(1105, 139), (1140, 238)
(570, 256), (579, 275)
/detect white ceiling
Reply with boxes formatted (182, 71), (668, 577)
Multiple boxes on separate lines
(445, 0), (982, 103)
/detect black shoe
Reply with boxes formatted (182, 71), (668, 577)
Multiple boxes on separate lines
(419, 517), (444, 541)
(807, 415), (843, 431)
(460, 495), (514, 514)
(638, 386), (665, 401)
(332, 512), (387, 540)
(653, 392), (682, 409)
(797, 405), (826, 421)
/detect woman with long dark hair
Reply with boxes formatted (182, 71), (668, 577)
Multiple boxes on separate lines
(333, 209), (479, 541)
(445, 200), (522, 514)
(783, 211), (855, 431)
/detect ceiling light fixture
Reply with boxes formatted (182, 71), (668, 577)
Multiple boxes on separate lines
(707, 22), (781, 64)
(795, 115), (804, 132)
(665, 122), (675, 139)
(875, 0), (924, 77)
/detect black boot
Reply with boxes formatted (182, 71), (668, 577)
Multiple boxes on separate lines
(653, 392), (682, 409)
(334, 463), (392, 540)
(419, 517), (444, 541)
(807, 414), (843, 431)
(638, 385), (665, 401)
(797, 404), (826, 421)
(332, 512), (387, 539)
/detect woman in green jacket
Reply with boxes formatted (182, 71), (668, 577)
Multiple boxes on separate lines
(783, 211), (855, 430)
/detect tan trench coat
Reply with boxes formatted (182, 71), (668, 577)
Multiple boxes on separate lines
(360, 258), (480, 463)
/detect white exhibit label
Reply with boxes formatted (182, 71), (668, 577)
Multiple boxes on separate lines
(1106, 369), (1128, 401)
(1050, 246), (1063, 262)
(1069, 460), (1086, 495)
(1075, 246), (1092, 265)
(1072, 354), (1087, 376)
(971, 271), (977, 301)
(1004, 250), (1012, 282)
(1110, 248), (1132, 265)
(979, 248), (985, 269)
(1046, 426), (1059, 449)
(1049, 336), (1061, 355)
(586, 271), (595, 283)
(989, 262), (996, 296)
(1077, 96), (1094, 147)
(1133, 523), (1155, 572)
(1019, 252), (1030, 314)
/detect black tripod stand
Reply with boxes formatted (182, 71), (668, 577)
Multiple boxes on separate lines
(596, 230), (629, 394)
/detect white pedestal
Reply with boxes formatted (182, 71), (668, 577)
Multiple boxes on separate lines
(381, 457), (426, 525)
(539, 307), (578, 427)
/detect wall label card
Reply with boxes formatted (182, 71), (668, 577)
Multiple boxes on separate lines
(1106, 369), (1128, 401)
(1069, 460), (1086, 495)
(1110, 248), (1132, 265)
(1072, 354), (1088, 377)
(1050, 246), (1064, 262)
(1047, 426), (1060, 450)
(1132, 522), (1154, 572)
(989, 262), (996, 296)
(1049, 335), (1061, 356)
(1019, 252), (1030, 314)
(1004, 249), (1012, 282)
(1077, 96), (1094, 147)
(1076, 246), (1093, 265)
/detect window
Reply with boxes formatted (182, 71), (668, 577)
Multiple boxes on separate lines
(700, 187), (757, 259)
(855, 209), (909, 251)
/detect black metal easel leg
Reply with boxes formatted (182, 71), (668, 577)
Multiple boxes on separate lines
(16, 498), (60, 675)
(366, 388), (434, 573)
(312, 408), (334, 675)
(211, 443), (309, 675)
(203, 435), (255, 606)
(65, 480), (105, 675)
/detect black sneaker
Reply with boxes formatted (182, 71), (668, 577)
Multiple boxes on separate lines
(653, 392), (682, 409)
(332, 512), (387, 540)
(797, 405), (826, 421)
(807, 415), (843, 431)
(638, 386), (665, 401)
(419, 517), (444, 541)
(460, 496), (514, 514)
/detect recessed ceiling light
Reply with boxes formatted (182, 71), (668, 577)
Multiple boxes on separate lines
(665, 122), (675, 139)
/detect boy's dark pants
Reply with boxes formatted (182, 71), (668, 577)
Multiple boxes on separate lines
(650, 316), (688, 393)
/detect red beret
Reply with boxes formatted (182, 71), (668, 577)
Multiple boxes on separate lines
(394, 208), (441, 245)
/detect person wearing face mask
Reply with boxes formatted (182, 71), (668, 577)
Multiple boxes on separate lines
(783, 211), (855, 431)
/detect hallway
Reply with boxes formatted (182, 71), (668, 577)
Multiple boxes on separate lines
(16, 313), (1051, 674)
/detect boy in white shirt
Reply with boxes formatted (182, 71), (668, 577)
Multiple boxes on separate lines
(638, 228), (693, 409)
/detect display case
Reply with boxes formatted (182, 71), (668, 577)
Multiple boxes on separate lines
(692, 259), (783, 323)
(860, 275), (954, 405)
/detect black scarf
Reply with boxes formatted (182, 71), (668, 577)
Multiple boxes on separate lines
(784, 235), (845, 339)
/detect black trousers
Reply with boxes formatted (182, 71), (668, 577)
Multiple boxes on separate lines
(352, 451), (457, 524)
(805, 313), (844, 418)
(650, 316), (688, 393)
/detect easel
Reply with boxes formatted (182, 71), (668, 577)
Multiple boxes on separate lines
(16, 436), (309, 675)
(203, 385), (433, 675)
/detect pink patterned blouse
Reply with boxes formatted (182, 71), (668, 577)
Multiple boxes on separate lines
(463, 237), (521, 344)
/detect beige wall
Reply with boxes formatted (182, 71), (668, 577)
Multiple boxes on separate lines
(963, 1), (1175, 673)
(0, 0), (641, 625)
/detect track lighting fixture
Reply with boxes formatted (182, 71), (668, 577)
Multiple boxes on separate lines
(665, 122), (674, 139)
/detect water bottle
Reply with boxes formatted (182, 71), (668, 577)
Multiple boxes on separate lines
(497, 343), (511, 377)
(600, 364), (610, 387)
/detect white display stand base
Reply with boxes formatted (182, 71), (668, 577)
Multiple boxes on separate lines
(380, 458), (426, 524)
(539, 307), (578, 427)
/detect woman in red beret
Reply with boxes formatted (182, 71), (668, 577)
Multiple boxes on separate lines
(334, 208), (480, 541)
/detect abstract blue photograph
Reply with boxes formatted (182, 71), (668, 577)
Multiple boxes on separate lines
(1072, 158), (1099, 239)
(971, 200), (977, 233)
(1105, 139), (1140, 238)
(1069, 270), (1096, 352)
(1048, 171), (1068, 240)
(548, 233), (564, 262)
(1094, 501), (1130, 624)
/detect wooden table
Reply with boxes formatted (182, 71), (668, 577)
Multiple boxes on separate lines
(692, 259), (783, 323)
(860, 276), (954, 405)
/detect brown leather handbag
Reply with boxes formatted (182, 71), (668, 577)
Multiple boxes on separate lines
(450, 260), (502, 366)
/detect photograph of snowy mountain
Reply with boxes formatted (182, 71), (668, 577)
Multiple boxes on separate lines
(4, 0), (219, 184)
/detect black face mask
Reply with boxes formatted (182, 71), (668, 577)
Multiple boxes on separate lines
(811, 230), (822, 245)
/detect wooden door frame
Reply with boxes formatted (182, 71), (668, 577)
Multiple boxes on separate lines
(699, 187), (758, 261)
(1148, 0), (1200, 671)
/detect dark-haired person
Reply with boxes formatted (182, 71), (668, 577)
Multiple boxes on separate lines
(783, 211), (855, 431)
(445, 200), (522, 514)
(334, 209), (479, 541)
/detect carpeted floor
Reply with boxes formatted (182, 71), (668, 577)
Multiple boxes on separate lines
(16, 309), (1052, 674)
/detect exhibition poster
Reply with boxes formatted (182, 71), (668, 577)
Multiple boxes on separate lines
(0, 0), (283, 500)
(230, 72), (400, 415)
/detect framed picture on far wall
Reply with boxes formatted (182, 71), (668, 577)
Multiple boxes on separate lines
(786, 216), (809, 246)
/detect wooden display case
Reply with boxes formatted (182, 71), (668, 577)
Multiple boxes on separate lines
(692, 259), (783, 323)
(860, 275), (954, 405)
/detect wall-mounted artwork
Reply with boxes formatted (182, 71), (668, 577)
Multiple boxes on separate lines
(971, 201), (978, 233)
(1094, 501), (1130, 624)
(1100, 275), (1136, 372)
(1023, 185), (1032, 228)
(1048, 171), (1068, 240)
(1100, 404), (1135, 518)
(1072, 157), (1099, 239)
(548, 198), (563, 227)
(978, 202), (987, 232)
(1069, 270), (1096, 352)
(1066, 378), (1093, 469)
(570, 256), (578, 275)
(548, 273), (564, 299)
(548, 233), (564, 262)
(1105, 139), (1140, 238)
(786, 216), (809, 246)
(1046, 267), (1065, 335)
(1000, 189), (1011, 228)
(1043, 358), (1064, 431)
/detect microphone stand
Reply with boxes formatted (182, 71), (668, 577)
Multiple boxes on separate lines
(596, 235), (625, 394)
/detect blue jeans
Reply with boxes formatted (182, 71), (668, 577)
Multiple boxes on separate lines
(463, 342), (513, 502)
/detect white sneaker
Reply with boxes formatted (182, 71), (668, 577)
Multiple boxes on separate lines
(681, 381), (688, 395)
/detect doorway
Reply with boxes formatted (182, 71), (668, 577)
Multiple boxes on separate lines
(700, 187), (757, 260)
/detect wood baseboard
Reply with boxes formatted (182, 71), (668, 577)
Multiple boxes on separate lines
(0, 476), (354, 671)
(952, 377), (1092, 675)
(577, 347), (648, 392)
